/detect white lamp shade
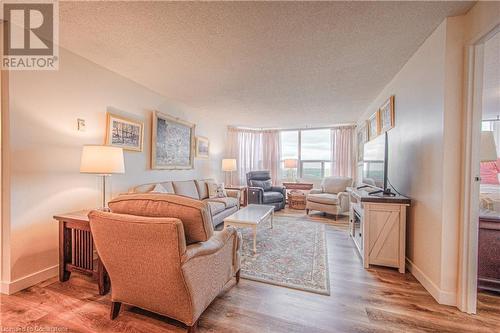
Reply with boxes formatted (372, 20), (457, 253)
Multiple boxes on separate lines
(221, 159), (237, 172)
(284, 159), (298, 168)
(80, 145), (125, 174)
(480, 131), (497, 162)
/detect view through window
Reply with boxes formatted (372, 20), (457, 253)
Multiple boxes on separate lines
(280, 129), (332, 180)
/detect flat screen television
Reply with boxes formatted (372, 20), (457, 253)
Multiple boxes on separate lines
(361, 132), (390, 195)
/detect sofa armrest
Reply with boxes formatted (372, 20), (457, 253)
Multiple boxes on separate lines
(248, 187), (264, 204)
(309, 188), (323, 195)
(225, 189), (241, 200)
(270, 185), (286, 196)
(338, 191), (350, 213)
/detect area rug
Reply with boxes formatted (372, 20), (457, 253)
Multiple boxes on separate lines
(238, 215), (330, 295)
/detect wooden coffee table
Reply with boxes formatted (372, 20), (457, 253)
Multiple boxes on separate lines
(223, 204), (274, 253)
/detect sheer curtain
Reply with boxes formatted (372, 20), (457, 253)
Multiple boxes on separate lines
(331, 126), (356, 178)
(225, 127), (281, 185)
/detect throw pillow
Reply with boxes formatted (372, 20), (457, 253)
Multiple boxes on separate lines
(207, 181), (227, 198)
(150, 183), (168, 193)
(480, 161), (500, 185)
(250, 179), (272, 191)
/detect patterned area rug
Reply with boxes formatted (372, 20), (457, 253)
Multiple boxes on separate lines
(239, 215), (330, 295)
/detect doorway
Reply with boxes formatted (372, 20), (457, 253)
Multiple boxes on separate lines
(460, 25), (500, 314)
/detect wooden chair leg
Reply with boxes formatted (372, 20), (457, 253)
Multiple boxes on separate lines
(110, 301), (121, 320)
(187, 320), (198, 333)
(236, 269), (241, 284)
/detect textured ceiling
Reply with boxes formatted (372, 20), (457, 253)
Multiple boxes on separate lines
(59, 1), (474, 128)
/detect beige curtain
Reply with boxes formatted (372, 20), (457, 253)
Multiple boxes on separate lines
(261, 130), (281, 184)
(332, 126), (356, 179)
(224, 127), (281, 185)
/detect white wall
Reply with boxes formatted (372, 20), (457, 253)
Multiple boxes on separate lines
(3, 47), (226, 292)
(357, 1), (500, 307)
(357, 18), (463, 305)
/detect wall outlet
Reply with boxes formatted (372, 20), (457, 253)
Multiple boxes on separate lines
(77, 118), (86, 131)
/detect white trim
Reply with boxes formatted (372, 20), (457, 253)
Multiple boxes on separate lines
(458, 24), (500, 314)
(0, 264), (58, 295)
(406, 258), (456, 306)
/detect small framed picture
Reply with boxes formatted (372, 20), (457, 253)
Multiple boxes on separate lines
(196, 136), (209, 159)
(379, 95), (395, 133)
(105, 113), (144, 152)
(357, 123), (368, 161)
(368, 111), (380, 140)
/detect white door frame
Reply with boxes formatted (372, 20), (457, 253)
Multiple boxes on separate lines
(458, 25), (499, 314)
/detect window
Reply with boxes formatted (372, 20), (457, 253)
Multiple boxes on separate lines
(279, 129), (332, 180)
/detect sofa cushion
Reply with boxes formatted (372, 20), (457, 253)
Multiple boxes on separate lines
(321, 177), (352, 194)
(207, 201), (226, 215)
(204, 197), (239, 209)
(108, 194), (213, 244)
(131, 181), (174, 194)
(172, 181), (200, 199)
(262, 191), (284, 203)
(195, 179), (212, 199)
(151, 183), (169, 193)
(307, 193), (339, 205)
(250, 179), (272, 191)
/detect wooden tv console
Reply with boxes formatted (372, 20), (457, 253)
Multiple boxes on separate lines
(347, 187), (411, 273)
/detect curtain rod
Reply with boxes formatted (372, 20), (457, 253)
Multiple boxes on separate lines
(228, 123), (356, 131)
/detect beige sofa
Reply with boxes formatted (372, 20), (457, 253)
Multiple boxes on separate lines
(306, 176), (352, 220)
(129, 179), (240, 227)
(89, 194), (241, 332)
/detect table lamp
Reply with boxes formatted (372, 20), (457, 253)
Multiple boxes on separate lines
(222, 158), (237, 186)
(80, 145), (125, 209)
(480, 131), (497, 162)
(284, 158), (298, 182)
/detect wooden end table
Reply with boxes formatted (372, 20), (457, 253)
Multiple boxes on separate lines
(53, 210), (110, 295)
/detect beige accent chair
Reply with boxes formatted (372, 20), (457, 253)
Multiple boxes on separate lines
(89, 194), (242, 333)
(306, 176), (353, 220)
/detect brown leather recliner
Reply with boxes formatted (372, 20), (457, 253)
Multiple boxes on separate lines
(88, 194), (242, 333)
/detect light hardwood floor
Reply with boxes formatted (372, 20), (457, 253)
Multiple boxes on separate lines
(1, 209), (499, 332)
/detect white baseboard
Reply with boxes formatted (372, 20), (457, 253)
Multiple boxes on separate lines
(406, 258), (456, 306)
(0, 265), (58, 295)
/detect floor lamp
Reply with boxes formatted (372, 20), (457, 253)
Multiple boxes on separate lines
(80, 145), (125, 210)
(222, 159), (237, 186)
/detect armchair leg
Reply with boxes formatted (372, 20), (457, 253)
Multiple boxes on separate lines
(333, 214), (337, 221)
(110, 301), (121, 320)
(306, 209), (309, 215)
(187, 320), (199, 333)
(236, 269), (241, 284)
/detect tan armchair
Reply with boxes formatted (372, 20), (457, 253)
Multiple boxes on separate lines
(88, 194), (241, 333)
(306, 176), (352, 220)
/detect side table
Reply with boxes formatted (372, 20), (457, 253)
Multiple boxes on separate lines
(225, 185), (248, 207)
(53, 210), (110, 295)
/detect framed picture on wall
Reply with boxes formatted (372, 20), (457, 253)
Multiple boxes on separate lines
(105, 112), (144, 152)
(357, 123), (368, 161)
(195, 136), (209, 159)
(379, 95), (395, 133)
(151, 111), (196, 169)
(368, 111), (380, 140)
